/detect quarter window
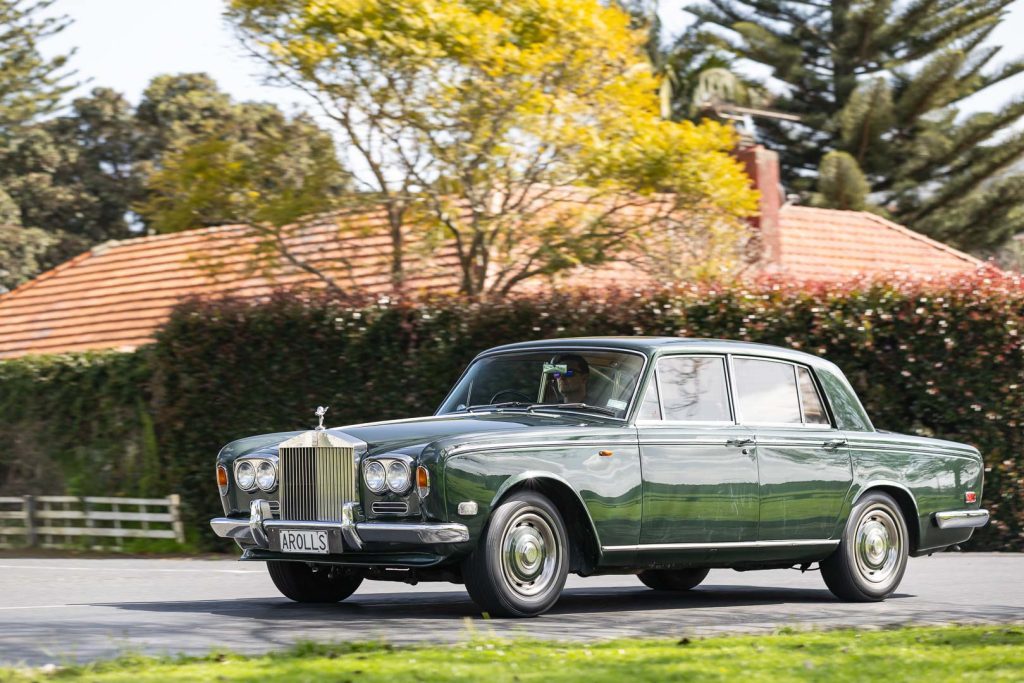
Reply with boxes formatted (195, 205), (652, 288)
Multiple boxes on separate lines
(657, 356), (732, 422)
(797, 366), (830, 425)
(734, 358), (802, 424)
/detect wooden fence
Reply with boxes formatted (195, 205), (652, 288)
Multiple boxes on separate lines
(0, 495), (185, 548)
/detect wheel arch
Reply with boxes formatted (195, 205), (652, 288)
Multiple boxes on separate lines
(489, 472), (601, 576)
(852, 482), (921, 554)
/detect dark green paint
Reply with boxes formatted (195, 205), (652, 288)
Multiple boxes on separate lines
(214, 338), (985, 571)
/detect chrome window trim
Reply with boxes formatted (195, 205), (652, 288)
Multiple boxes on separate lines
(639, 353), (736, 426)
(435, 345), (650, 423)
(729, 355), (838, 429)
(795, 365), (831, 427)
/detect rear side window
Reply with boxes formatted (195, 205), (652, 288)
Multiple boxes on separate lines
(734, 358), (801, 424)
(797, 366), (830, 425)
(657, 356), (732, 422)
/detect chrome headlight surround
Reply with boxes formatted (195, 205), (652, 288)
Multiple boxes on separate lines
(386, 460), (412, 494)
(234, 460), (257, 492)
(255, 460), (278, 492)
(364, 460), (387, 493)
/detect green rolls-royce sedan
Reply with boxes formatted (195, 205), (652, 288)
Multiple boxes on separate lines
(211, 337), (988, 617)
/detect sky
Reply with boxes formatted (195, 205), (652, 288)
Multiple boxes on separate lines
(38, 0), (1024, 118)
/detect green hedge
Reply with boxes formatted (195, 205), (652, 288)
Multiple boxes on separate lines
(2, 271), (1021, 551)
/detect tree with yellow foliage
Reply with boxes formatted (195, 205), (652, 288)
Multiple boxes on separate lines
(228, 0), (758, 297)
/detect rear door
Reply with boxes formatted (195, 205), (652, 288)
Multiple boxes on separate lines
(637, 354), (759, 545)
(731, 357), (853, 541)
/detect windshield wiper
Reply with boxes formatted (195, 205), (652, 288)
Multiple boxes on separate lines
(463, 402), (533, 412)
(528, 402), (619, 417)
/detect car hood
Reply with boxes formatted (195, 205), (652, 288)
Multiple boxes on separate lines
(218, 410), (609, 461)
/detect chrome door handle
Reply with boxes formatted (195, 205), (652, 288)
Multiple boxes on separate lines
(823, 438), (848, 450)
(726, 438), (754, 447)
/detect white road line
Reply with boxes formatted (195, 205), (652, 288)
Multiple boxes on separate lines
(0, 564), (259, 574)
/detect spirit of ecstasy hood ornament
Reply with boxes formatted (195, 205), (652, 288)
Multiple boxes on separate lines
(315, 406), (328, 430)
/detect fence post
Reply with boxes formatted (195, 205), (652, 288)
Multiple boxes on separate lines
(168, 494), (185, 544)
(22, 495), (37, 547)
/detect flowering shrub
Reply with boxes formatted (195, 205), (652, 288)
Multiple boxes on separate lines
(2, 269), (1021, 550)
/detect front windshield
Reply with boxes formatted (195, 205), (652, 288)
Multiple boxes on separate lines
(437, 349), (646, 419)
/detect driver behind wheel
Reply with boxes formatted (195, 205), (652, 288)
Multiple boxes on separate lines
(550, 354), (594, 404)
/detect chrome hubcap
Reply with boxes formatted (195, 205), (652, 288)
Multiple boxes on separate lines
(500, 509), (558, 598)
(854, 505), (902, 586)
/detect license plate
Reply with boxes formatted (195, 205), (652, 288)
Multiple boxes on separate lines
(278, 529), (330, 554)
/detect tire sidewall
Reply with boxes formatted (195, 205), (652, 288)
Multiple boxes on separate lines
(838, 492), (909, 599)
(477, 491), (569, 616)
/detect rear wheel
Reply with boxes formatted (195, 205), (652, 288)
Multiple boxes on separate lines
(637, 568), (710, 591)
(821, 491), (908, 601)
(267, 561), (364, 603)
(462, 491), (569, 617)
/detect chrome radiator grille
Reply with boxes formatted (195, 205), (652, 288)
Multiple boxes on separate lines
(278, 445), (357, 521)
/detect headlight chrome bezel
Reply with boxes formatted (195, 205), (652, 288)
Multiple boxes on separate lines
(234, 460), (258, 492)
(234, 458), (277, 493)
(386, 460), (412, 494)
(364, 460), (388, 493)
(255, 460), (278, 492)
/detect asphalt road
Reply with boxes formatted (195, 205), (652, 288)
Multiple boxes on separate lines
(1, 553), (1021, 666)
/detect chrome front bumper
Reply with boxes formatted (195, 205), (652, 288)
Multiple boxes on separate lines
(211, 500), (470, 552)
(934, 509), (990, 530)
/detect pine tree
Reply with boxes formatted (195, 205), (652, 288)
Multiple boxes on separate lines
(674, 0), (1024, 252)
(0, 0), (75, 140)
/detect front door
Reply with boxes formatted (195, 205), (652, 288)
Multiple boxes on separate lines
(638, 355), (760, 545)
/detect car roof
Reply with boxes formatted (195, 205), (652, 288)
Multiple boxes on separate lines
(480, 336), (837, 369)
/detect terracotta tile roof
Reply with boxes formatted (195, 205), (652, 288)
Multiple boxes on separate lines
(773, 205), (983, 280)
(0, 202), (987, 359)
(0, 211), (461, 359)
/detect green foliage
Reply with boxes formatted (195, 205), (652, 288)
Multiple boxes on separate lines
(0, 351), (153, 497)
(227, 0), (757, 297)
(4, 626), (1023, 681)
(0, 71), (349, 287)
(814, 151), (870, 212)
(1, 274), (1022, 551)
(0, 0), (76, 138)
(0, 224), (57, 292)
(670, 0), (1024, 252)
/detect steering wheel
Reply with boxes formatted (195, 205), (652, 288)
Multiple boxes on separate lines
(489, 390), (533, 404)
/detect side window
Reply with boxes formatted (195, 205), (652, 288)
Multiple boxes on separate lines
(638, 379), (662, 420)
(658, 356), (732, 422)
(797, 367), (830, 425)
(734, 358), (801, 424)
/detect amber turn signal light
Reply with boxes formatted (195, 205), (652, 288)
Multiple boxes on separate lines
(416, 465), (430, 495)
(216, 464), (229, 495)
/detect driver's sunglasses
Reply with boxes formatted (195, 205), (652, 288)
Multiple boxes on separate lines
(552, 369), (581, 378)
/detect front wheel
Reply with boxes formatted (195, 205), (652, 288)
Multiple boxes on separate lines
(267, 561), (364, 603)
(821, 491), (908, 601)
(462, 491), (569, 617)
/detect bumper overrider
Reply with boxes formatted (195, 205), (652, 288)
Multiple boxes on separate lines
(211, 499), (470, 553)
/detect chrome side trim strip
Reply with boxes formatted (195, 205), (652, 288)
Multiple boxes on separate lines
(934, 509), (989, 529)
(602, 539), (840, 552)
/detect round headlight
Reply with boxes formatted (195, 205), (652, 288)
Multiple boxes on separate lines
(235, 460), (256, 491)
(364, 461), (387, 493)
(256, 460), (277, 492)
(386, 461), (411, 494)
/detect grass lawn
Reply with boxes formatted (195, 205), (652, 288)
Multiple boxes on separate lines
(2, 625), (1022, 682)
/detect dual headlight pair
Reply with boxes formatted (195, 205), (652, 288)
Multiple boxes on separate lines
(235, 459), (277, 493)
(363, 459), (411, 494)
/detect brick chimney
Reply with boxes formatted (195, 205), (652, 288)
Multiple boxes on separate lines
(734, 145), (783, 271)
